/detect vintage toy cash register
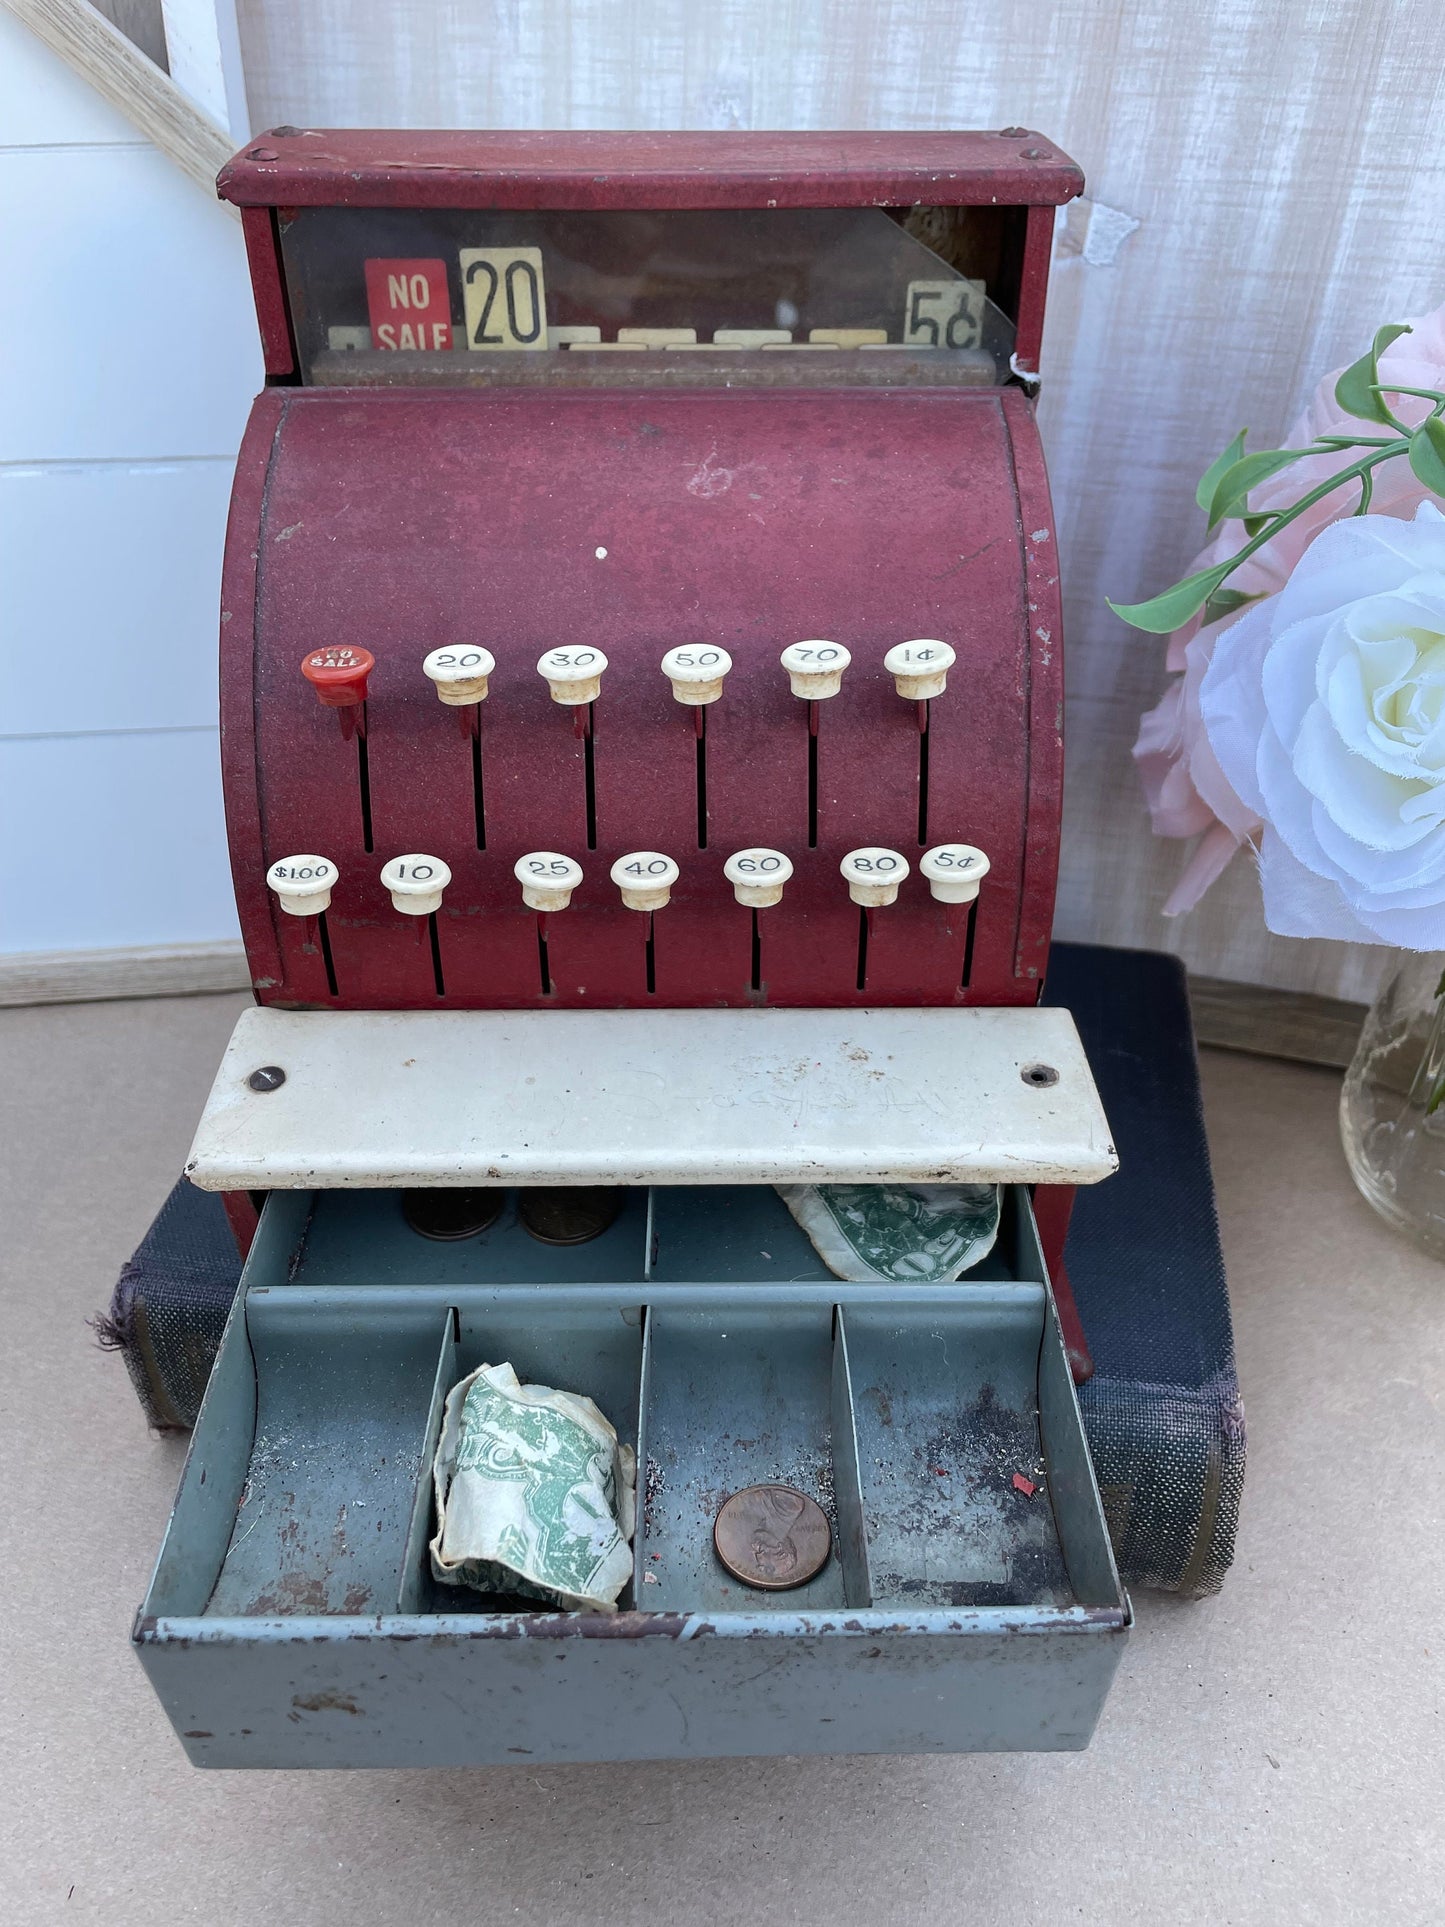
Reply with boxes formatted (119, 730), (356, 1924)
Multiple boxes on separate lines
(132, 127), (1134, 1767)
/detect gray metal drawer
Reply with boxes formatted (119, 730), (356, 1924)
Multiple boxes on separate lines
(134, 1186), (1128, 1766)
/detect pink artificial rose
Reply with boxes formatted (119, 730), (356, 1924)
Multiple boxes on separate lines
(1133, 305), (1445, 913)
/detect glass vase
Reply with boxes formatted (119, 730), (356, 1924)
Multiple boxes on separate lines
(1340, 951), (1445, 1259)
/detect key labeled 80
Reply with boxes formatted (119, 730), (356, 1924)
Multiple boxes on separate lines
(841, 847), (910, 906)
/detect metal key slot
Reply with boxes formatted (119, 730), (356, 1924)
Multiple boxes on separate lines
(470, 726), (486, 848)
(427, 914), (446, 998)
(584, 705), (597, 848)
(356, 729), (374, 852)
(917, 702), (931, 845)
(317, 910), (340, 997)
(695, 709), (708, 848)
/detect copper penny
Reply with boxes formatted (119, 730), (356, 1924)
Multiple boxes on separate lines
(713, 1483), (832, 1591)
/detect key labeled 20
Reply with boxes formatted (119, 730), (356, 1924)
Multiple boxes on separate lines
(460, 247), (548, 352)
(903, 278), (986, 350)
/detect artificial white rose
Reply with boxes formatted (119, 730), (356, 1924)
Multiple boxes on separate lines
(1199, 500), (1445, 947)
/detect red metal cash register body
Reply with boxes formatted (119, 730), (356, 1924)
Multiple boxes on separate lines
(133, 130), (1136, 1772)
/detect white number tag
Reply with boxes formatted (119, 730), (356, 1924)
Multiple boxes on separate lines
(461, 247), (548, 352)
(903, 279), (986, 350)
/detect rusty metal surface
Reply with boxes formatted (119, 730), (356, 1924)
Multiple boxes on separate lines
(307, 348), (1000, 389)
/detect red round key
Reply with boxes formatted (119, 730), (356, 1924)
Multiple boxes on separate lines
(301, 645), (374, 708)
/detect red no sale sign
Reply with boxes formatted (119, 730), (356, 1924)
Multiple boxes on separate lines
(364, 258), (453, 351)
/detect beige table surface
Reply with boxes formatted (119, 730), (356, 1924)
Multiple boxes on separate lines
(1, 991), (1441, 1927)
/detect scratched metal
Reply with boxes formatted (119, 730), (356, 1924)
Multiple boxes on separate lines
(136, 1180), (1128, 1766)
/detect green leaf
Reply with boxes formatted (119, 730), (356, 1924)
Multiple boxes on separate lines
(1195, 430), (1248, 513)
(1201, 588), (1264, 626)
(1108, 561), (1235, 635)
(1408, 415), (1445, 496)
(1334, 323), (1413, 425)
(1241, 513), (1271, 537)
(1205, 448), (1308, 528)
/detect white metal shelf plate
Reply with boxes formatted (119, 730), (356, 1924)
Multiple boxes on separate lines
(185, 1006), (1117, 1191)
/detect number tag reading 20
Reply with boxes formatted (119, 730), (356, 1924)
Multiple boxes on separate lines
(460, 247), (548, 352)
(903, 278), (986, 351)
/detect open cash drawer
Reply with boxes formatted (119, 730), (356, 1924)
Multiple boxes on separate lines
(135, 1183), (1129, 1767)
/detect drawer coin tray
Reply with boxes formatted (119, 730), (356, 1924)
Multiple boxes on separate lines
(135, 1185), (1129, 1766)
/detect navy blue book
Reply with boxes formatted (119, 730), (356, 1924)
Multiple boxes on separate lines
(99, 940), (1242, 1597)
(1043, 943), (1243, 1597)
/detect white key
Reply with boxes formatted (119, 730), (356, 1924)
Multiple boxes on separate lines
(713, 329), (792, 347)
(885, 638), (956, 701)
(611, 850), (679, 912)
(840, 846), (909, 907)
(920, 843), (990, 904)
(661, 644), (732, 706)
(547, 325), (601, 348)
(267, 854), (337, 917)
(724, 847), (793, 908)
(515, 851), (583, 912)
(423, 644), (495, 706)
(618, 327), (697, 346)
(380, 853), (451, 916)
(808, 327), (888, 347)
(780, 640), (850, 700)
(537, 646), (607, 704)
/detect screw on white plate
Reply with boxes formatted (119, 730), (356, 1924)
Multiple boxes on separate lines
(724, 848), (793, 908)
(423, 645), (494, 706)
(537, 646), (607, 705)
(780, 640), (850, 700)
(885, 639), (956, 701)
(661, 645), (732, 706)
(515, 851), (583, 911)
(611, 851), (679, 911)
(380, 854), (451, 915)
(840, 847), (909, 907)
(266, 855), (337, 917)
(920, 843), (990, 904)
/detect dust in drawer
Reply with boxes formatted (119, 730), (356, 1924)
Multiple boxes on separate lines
(205, 1303), (450, 1617)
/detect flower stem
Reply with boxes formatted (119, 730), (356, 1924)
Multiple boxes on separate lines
(1207, 444), (1406, 580)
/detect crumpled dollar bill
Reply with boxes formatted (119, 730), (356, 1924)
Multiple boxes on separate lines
(430, 1362), (635, 1613)
(775, 1182), (1001, 1282)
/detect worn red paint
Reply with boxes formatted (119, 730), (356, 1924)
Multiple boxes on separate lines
(216, 131), (1079, 1026)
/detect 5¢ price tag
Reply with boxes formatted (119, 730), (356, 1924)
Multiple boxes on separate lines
(903, 278), (986, 351)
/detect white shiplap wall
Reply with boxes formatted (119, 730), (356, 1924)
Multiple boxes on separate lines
(228, 0), (1445, 1001)
(0, 9), (259, 955)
